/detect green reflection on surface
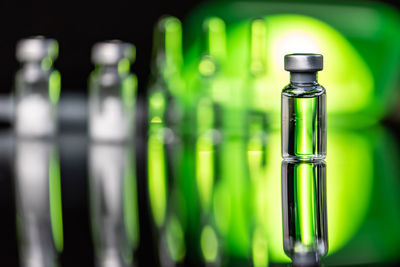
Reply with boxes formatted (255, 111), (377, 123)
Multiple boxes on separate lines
(201, 225), (218, 262)
(196, 96), (215, 212)
(254, 131), (288, 262)
(326, 131), (374, 254)
(124, 149), (140, 250)
(220, 137), (251, 257)
(252, 227), (269, 267)
(196, 134), (214, 212)
(49, 148), (63, 252)
(213, 180), (231, 237)
(294, 163), (316, 246)
(166, 215), (186, 262)
(148, 133), (167, 227)
(248, 129), (378, 262)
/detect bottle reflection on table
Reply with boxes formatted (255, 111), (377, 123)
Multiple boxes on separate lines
(15, 139), (63, 267)
(89, 143), (140, 267)
(282, 160), (328, 267)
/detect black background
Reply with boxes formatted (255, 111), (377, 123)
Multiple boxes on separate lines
(0, 0), (204, 96)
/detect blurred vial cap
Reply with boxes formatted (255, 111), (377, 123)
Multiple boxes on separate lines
(284, 53), (323, 72)
(91, 40), (136, 65)
(202, 17), (226, 61)
(16, 36), (59, 62)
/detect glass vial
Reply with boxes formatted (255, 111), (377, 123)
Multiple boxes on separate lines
(89, 40), (137, 143)
(281, 54), (326, 161)
(281, 160), (328, 265)
(15, 37), (60, 138)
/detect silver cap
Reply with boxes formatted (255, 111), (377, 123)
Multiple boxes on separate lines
(16, 36), (59, 62)
(91, 40), (135, 65)
(284, 53), (323, 72)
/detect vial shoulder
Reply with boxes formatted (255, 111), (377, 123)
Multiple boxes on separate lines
(282, 83), (325, 98)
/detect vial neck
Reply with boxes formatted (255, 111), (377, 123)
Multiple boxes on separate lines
(97, 64), (118, 73)
(290, 72), (317, 84)
(22, 61), (42, 69)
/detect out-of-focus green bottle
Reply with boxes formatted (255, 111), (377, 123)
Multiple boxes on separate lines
(147, 16), (188, 266)
(148, 16), (185, 136)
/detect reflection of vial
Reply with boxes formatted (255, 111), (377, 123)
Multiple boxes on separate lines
(281, 54), (326, 160)
(15, 37), (60, 138)
(89, 143), (139, 267)
(15, 139), (63, 267)
(282, 161), (328, 265)
(89, 41), (137, 142)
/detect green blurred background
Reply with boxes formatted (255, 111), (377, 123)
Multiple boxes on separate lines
(146, 0), (400, 266)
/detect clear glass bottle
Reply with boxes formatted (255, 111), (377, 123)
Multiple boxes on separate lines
(281, 54), (326, 161)
(14, 37), (60, 138)
(282, 160), (328, 265)
(89, 40), (137, 143)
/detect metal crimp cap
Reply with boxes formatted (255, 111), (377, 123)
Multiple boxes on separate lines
(16, 36), (59, 62)
(91, 40), (136, 65)
(284, 53), (323, 72)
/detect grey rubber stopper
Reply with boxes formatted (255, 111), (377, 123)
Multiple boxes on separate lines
(16, 36), (58, 62)
(284, 54), (323, 72)
(91, 40), (136, 65)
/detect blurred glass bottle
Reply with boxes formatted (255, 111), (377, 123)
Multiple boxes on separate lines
(281, 54), (326, 161)
(15, 139), (63, 267)
(89, 143), (139, 267)
(147, 129), (188, 266)
(246, 20), (270, 267)
(147, 16), (188, 266)
(148, 16), (185, 138)
(195, 17), (228, 139)
(15, 37), (60, 138)
(282, 161), (328, 266)
(89, 40), (137, 142)
(193, 16), (228, 265)
(246, 19), (268, 166)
